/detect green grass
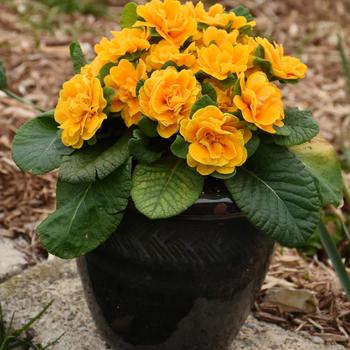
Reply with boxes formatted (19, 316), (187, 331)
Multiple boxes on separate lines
(0, 301), (63, 350)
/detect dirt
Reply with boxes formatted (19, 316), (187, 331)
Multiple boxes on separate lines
(0, 0), (350, 347)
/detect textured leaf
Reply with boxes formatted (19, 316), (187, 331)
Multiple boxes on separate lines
(131, 157), (204, 219)
(201, 81), (217, 102)
(219, 73), (236, 89)
(246, 134), (260, 158)
(69, 42), (87, 74)
(290, 136), (343, 206)
(190, 95), (216, 117)
(121, 2), (138, 29)
(138, 116), (158, 137)
(59, 134), (129, 183)
(128, 130), (162, 163)
(0, 61), (7, 89)
(170, 135), (188, 159)
(135, 79), (145, 96)
(274, 109), (319, 146)
(231, 6), (254, 22)
(12, 116), (72, 175)
(98, 62), (117, 85)
(38, 161), (131, 259)
(225, 143), (321, 246)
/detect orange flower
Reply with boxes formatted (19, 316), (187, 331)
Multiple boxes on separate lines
(234, 72), (284, 133)
(196, 43), (251, 80)
(145, 40), (196, 71)
(255, 37), (307, 80)
(139, 67), (200, 138)
(95, 28), (150, 65)
(135, 0), (197, 46)
(104, 59), (147, 127)
(180, 105), (251, 175)
(55, 73), (107, 149)
(201, 26), (239, 47)
(187, 1), (255, 29)
(210, 81), (237, 113)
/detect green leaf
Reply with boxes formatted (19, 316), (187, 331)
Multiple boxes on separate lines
(135, 79), (145, 96)
(246, 134), (260, 158)
(131, 157), (204, 219)
(225, 143), (321, 246)
(97, 62), (117, 85)
(274, 108), (319, 146)
(170, 135), (188, 159)
(38, 161), (132, 259)
(128, 130), (162, 163)
(59, 134), (130, 183)
(274, 125), (291, 136)
(290, 136), (343, 206)
(12, 116), (73, 175)
(161, 60), (179, 70)
(121, 2), (138, 29)
(239, 25), (253, 36)
(201, 81), (217, 102)
(69, 42), (87, 74)
(254, 57), (273, 77)
(0, 61), (7, 90)
(190, 95), (216, 117)
(255, 44), (265, 59)
(219, 73), (236, 89)
(231, 6), (254, 22)
(211, 171), (236, 179)
(138, 115), (158, 137)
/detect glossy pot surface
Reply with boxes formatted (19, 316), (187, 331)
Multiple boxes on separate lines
(78, 181), (274, 350)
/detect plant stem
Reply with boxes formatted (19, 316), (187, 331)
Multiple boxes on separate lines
(2, 88), (45, 113)
(318, 220), (350, 302)
(343, 172), (350, 206)
(338, 33), (350, 94)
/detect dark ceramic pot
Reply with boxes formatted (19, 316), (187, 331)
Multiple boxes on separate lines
(78, 180), (274, 350)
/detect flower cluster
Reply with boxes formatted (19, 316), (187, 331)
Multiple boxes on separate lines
(54, 0), (307, 176)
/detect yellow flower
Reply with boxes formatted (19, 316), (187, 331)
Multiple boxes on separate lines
(135, 0), (197, 46)
(104, 59), (147, 127)
(255, 37), (307, 80)
(210, 81), (237, 113)
(55, 73), (107, 149)
(145, 40), (196, 71)
(80, 56), (104, 78)
(202, 26), (239, 47)
(139, 67), (200, 138)
(95, 28), (150, 64)
(186, 2), (225, 26)
(234, 72), (284, 133)
(180, 105), (251, 175)
(187, 1), (255, 29)
(196, 43), (251, 80)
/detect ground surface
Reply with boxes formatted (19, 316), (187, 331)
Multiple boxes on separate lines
(0, 258), (346, 350)
(0, 0), (350, 348)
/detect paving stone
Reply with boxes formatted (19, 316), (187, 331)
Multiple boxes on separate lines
(0, 259), (345, 350)
(0, 238), (27, 282)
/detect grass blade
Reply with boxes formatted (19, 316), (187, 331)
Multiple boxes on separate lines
(318, 220), (350, 301)
(337, 33), (350, 93)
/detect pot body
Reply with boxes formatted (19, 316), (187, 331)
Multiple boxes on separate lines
(78, 182), (274, 350)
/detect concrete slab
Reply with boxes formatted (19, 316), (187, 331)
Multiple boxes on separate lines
(0, 259), (345, 350)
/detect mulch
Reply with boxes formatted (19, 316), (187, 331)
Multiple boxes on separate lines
(0, 0), (350, 347)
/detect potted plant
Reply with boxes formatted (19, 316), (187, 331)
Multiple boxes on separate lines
(11, 0), (344, 349)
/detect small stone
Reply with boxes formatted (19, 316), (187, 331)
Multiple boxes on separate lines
(0, 238), (27, 282)
(310, 336), (325, 345)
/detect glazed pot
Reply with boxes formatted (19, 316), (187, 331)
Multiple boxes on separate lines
(78, 180), (274, 350)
